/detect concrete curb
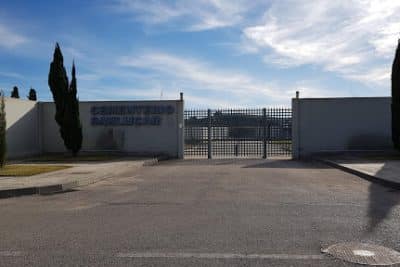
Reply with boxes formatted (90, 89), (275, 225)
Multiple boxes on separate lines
(0, 183), (77, 198)
(0, 158), (159, 199)
(318, 158), (400, 190)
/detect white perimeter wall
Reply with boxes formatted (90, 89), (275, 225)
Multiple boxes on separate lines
(5, 98), (41, 158)
(292, 97), (392, 158)
(4, 98), (184, 159)
(41, 100), (184, 158)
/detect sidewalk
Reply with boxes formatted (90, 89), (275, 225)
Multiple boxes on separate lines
(0, 158), (156, 198)
(318, 154), (400, 188)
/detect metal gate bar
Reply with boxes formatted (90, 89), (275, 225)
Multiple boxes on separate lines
(184, 108), (291, 158)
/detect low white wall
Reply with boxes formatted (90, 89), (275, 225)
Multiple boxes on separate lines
(41, 100), (184, 158)
(3, 98), (184, 159)
(5, 98), (41, 158)
(292, 97), (392, 158)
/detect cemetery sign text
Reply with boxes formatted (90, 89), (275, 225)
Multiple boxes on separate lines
(91, 105), (175, 126)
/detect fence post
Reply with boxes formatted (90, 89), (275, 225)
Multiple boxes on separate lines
(207, 109), (212, 159)
(263, 108), (267, 159)
(291, 93), (300, 159)
(176, 97), (184, 159)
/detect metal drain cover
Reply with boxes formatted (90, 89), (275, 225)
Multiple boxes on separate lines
(322, 242), (400, 265)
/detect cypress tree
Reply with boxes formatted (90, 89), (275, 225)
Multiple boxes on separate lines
(64, 62), (82, 156)
(28, 88), (37, 101)
(392, 39), (400, 150)
(48, 43), (82, 156)
(11, 86), (19, 98)
(49, 43), (68, 127)
(0, 92), (6, 167)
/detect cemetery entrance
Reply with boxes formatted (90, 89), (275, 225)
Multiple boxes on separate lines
(184, 108), (292, 158)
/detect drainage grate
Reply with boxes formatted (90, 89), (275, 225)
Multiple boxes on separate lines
(322, 242), (400, 265)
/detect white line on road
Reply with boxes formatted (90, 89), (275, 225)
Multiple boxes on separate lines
(116, 252), (325, 260)
(0, 251), (22, 257)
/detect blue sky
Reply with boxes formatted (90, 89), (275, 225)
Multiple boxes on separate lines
(0, 0), (398, 108)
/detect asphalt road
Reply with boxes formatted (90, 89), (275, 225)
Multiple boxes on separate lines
(0, 159), (399, 266)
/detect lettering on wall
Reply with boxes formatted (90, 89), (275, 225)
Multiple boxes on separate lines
(90, 105), (175, 126)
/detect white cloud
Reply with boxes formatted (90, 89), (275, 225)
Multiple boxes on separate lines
(63, 46), (87, 60)
(0, 24), (28, 49)
(345, 67), (391, 86)
(117, 51), (288, 103)
(79, 86), (234, 107)
(184, 94), (242, 108)
(242, 0), (400, 85)
(288, 86), (339, 99)
(110, 0), (184, 24)
(109, 0), (263, 31)
(0, 71), (24, 79)
(77, 73), (102, 81)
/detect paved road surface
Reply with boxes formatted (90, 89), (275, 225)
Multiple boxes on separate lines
(0, 159), (399, 266)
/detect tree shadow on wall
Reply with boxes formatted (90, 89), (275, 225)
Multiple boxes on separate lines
(95, 128), (125, 150)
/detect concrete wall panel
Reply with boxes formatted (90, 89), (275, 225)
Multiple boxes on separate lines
(5, 98), (40, 158)
(292, 97), (392, 158)
(41, 100), (184, 158)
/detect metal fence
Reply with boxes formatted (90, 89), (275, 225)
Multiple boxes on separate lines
(184, 108), (292, 158)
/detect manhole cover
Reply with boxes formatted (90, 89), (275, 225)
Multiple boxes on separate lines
(322, 242), (400, 265)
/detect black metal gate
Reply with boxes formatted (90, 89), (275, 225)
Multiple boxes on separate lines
(184, 108), (292, 158)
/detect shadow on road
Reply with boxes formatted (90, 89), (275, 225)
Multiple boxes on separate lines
(242, 159), (331, 169)
(367, 163), (400, 232)
(167, 159), (332, 169)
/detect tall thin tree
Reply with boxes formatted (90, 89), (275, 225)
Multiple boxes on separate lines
(48, 43), (82, 156)
(49, 43), (68, 127)
(392, 39), (400, 150)
(64, 62), (82, 155)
